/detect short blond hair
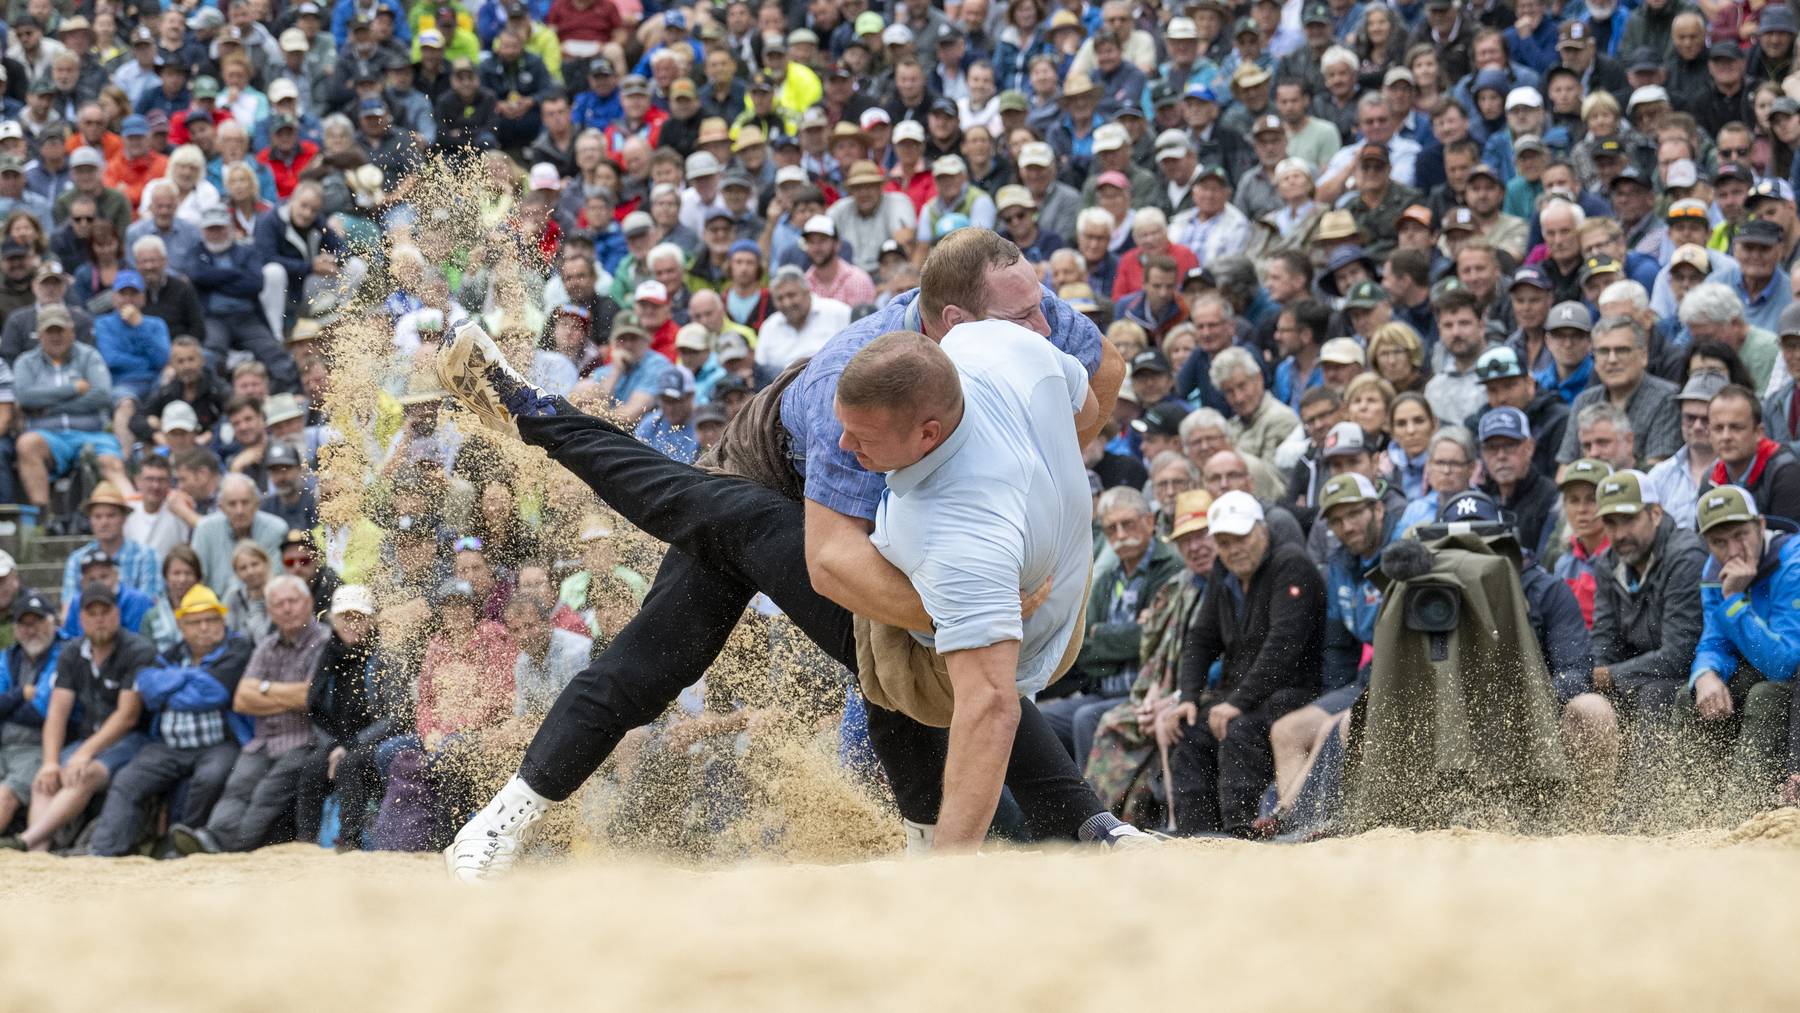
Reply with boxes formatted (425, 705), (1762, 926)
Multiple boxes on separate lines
(1367, 322), (1424, 370)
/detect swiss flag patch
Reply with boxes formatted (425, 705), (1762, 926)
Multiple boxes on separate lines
(1289, 585), (1302, 598)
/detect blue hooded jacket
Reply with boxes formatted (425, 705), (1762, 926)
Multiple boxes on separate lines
(1691, 524), (1800, 689)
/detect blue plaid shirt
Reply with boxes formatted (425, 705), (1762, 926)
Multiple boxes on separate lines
(62, 538), (163, 605)
(779, 287), (1104, 522)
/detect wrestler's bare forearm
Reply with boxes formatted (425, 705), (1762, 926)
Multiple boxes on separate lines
(804, 499), (934, 632)
(935, 639), (1023, 851)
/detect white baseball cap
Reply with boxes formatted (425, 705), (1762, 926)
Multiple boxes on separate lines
(1018, 141), (1055, 169)
(1505, 86), (1543, 110)
(330, 584), (377, 617)
(1093, 123), (1129, 153)
(775, 164), (810, 186)
(633, 279), (670, 305)
(802, 214), (835, 237)
(528, 162), (562, 191)
(162, 400), (200, 433)
(1208, 491), (1265, 537)
(0, 549), (14, 578)
(893, 120), (926, 144)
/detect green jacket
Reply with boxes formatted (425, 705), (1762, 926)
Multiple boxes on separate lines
(1074, 537), (1185, 692)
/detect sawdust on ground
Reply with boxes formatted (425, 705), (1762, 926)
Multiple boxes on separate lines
(5, 811), (1800, 1013)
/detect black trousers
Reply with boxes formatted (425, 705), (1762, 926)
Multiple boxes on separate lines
(514, 407), (1102, 839)
(294, 724), (393, 849)
(1168, 691), (1308, 837)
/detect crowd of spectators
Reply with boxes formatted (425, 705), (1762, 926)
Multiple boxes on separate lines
(3, 0), (1800, 854)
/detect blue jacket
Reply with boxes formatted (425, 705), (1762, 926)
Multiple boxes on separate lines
(1504, 18), (1560, 73)
(1535, 354), (1596, 406)
(1691, 527), (1800, 688)
(138, 634), (256, 744)
(187, 241), (266, 317)
(1521, 563), (1596, 704)
(1323, 511), (1403, 691)
(572, 89), (623, 132)
(61, 585), (156, 640)
(94, 312), (171, 388)
(332, 0), (411, 47)
(0, 636), (67, 725)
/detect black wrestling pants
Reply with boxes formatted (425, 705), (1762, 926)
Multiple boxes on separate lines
(512, 405), (1102, 840)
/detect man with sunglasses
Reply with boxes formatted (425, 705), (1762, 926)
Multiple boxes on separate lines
(993, 185), (1064, 267)
(278, 529), (340, 617)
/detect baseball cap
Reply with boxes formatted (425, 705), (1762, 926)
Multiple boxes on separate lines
(1610, 165), (1651, 190)
(675, 324), (711, 353)
(995, 184), (1036, 213)
(1678, 370), (1730, 403)
(1514, 134), (1548, 156)
(1737, 218), (1785, 247)
(1559, 20), (1592, 47)
(112, 269), (144, 293)
(1019, 142), (1056, 169)
(1344, 281), (1387, 310)
(774, 164), (810, 187)
(1475, 346), (1526, 383)
(1093, 123), (1130, 153)
(1546, 301), (1592, 333)
(1384, 67), (1415, 88)
(1398, 205), (1434, 231)
(1478, 406), (1532, 443)
(1167, 16), (1198, 40)
(882, 23), (913, 46)
(931, 154), (968, 177)
(69, 147), (104, 170)
(1627, 46), (1662, 72)
(715, 334), (753, 364)
(1444, 207), (1479, 233)
(1322, 421), (1370, 459)
(854, 11), (884, 34)
(120, 114), (149, 138)
(1168, 489), (1215, 540)
(621, 210), (654, 236)
(1628, 85), (1670, 112)
(1319, 473), (1380, 516)
(1697, 485), (1760, 534)
(1778, 302), (1800, 340)
(1709, 41), (1745, 60)
(1130, 349), (1172, 375)
(1438, 490), (1505, 524)
(1207, 490), (1265, 537)
(13, 590), (51, 620)
(36, 304), (72, 333)
(528, 163), (562, 191)
(1506, 86), (1542, 110)
(892, 120), (926, 145)
(1666, 198), (1710, 225)
(1579, 254), (1623, 285)
(265, 442), (304, 470)
(269, 79), (301, 103)
(199, 204), (233, 229)
(634, 279), (670, 305)
(1130, 402), (1190, 437)
(330, 585), (378, 617)
(80, 580), (117, 608)
(801, 214), (835, 238)
(1319, 337), (1365, 366)
(659, 366), (696, 401)
(1559, 458), (1614, 490)
(1665, 159), (1699, 189)
(162, 400), (200, 433)
(1095, 169), (1131, 190)
(1510, 265), (1552, 292)
(1748, 178), (1796, 205)
(998, 90), (1029, 113)
(1595, 470), (1657, 518)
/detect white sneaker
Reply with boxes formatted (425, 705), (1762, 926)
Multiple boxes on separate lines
(445, 775), (551, 882)
(1099, 823), (1163, 851)
(436, 321), (550, 437)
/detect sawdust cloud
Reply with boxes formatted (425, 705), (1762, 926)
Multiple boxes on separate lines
(313, 155), (900, 863)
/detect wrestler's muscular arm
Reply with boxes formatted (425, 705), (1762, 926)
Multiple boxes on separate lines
(1081, 339), (1124, 448)
(935, 638), (1022, 851)
(805, 500), (936, 632)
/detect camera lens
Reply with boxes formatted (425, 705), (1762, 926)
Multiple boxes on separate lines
(1405, 584), (1460, 633)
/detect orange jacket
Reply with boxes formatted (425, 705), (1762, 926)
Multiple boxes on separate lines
(104, 152), (169, 209)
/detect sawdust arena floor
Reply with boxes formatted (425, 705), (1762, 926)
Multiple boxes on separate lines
(5, 808), (1800, 1012)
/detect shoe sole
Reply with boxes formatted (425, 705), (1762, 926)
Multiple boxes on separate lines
(437, 327), (520, 438)
(167, 827), (204, 856)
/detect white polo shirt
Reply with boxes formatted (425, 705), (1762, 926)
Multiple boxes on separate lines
(869, 320), (1091, 696)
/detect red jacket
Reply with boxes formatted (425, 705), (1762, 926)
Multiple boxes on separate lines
(648, 317), (677, 362)
(1111, 243), (1199, 300)
(890, 166), (936, 214)
(258, 140), (319, 199)
(602, 108), (667, 165)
